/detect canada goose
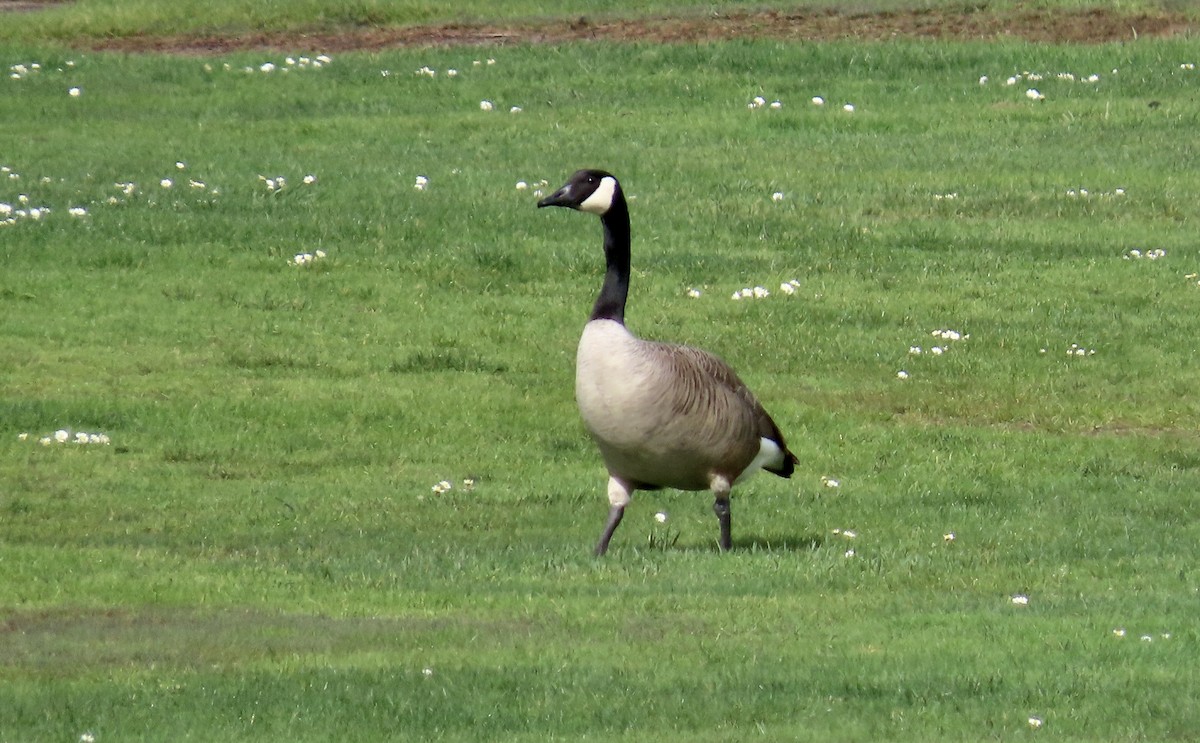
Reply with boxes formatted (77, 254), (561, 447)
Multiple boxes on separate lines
(538, 169), (799, 555)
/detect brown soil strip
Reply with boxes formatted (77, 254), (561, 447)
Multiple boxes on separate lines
(80, 6), (1197, 55)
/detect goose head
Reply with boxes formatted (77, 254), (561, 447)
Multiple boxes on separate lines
(538, 169), (620, 216)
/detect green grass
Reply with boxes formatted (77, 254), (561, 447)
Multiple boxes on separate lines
(2, 19), (1199, 743)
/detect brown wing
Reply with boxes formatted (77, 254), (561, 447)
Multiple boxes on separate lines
(644, 341), (796, 476)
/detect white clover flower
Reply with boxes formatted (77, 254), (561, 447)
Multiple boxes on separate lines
(1028, 717), (1043, 729)
(1113, 628), (1126, 637)
(930, 346), (944, 355)
(18, 432), (29, 441)
(771, 192), (784, 202)
(752, 286), (769, 298)
(68, 207), (87, 217)
(80, 732), (95, 743)
(820, 476), (840, 489)
(978, 75), (989, 84)
(414, 175), (428, 191)
(515, 181), (528, 191)
(68, 87), (81, 97)
(842, 103), (855, 112)
(769, 100), (782, 109)
(731, 291), (742, 301)
(54, 429), (69, 443)
(1026, 88), (1045, 101)
(686, 288), (701, 298)
(160, 178), (173, 189)
(446, 69), (458, 77)
(1011, 594), (1030, 606)
(811, 96), (825, 105)
(317, 55), (332, 65)
(462, 478), (476, 491)
(896, 370), (909, 380)
(654, 511), (668, 523)
(303, 174), (317, 185)
(753, 96), (766, 107)
(943, 532), (956, 542)
(779, 282), (795, 295)
(479, 100), (494, 111)
(909, 346), (922, 355)
(509, 106), (522, 113)
(844, 549), (855, 558)
(260, 62), (276, 73)
(422, 667), (434, 677)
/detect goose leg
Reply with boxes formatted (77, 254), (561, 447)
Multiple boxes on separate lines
(595, 476), (634, 556)
(710, 476), (733, 551)
(594, 505), (624, 556)
(713, 498), (732, 551)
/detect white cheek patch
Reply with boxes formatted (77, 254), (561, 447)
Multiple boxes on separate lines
(579, 176), (617, 215)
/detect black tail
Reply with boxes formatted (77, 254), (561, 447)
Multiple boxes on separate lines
(766, 449), (798, 479)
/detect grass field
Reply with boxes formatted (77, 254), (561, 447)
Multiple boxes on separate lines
(1, 2), (1199, 740)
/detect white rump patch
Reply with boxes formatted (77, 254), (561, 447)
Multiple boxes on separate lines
(579, 176), (617, 215)
(734, 437), (785, 484)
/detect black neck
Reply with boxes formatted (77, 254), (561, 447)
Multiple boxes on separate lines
(590, 195), (631, 323)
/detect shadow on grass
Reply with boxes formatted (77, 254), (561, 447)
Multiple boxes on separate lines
(667, 533), (825, 554)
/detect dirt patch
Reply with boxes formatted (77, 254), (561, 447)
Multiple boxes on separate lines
(18, 5), (1200, 54)
(0, 0), (65, 11)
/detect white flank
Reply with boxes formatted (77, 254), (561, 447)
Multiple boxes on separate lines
(579, 176), (617, 216)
